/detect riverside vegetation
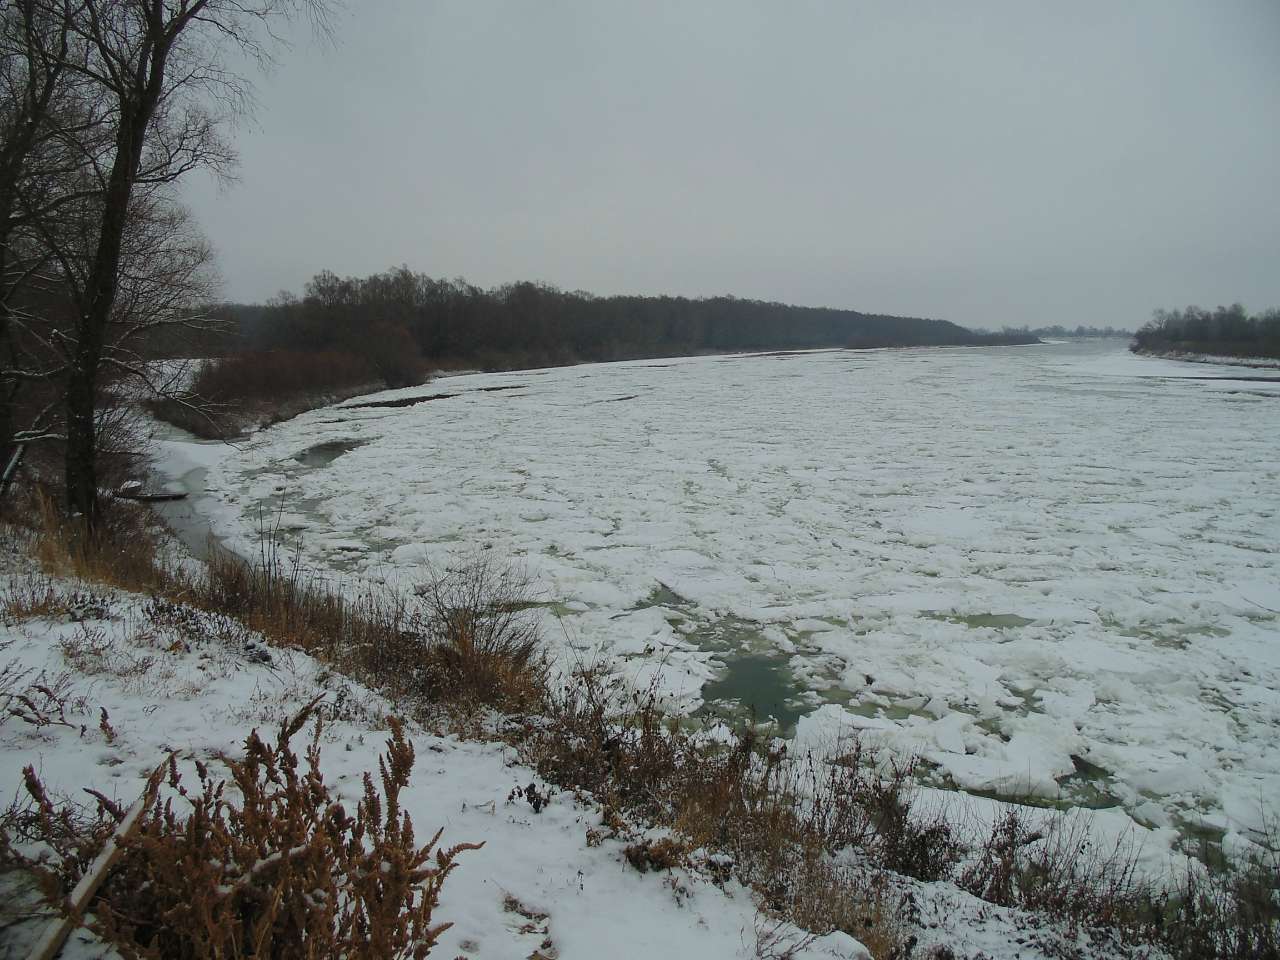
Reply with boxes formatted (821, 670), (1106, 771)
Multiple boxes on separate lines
(1, 490), (1277, 958)
(1132, 305), (1280, 362)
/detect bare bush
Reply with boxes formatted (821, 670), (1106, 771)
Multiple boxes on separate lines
(1155, 844), (1280, 960)
(963, 808), (1145, 933)
(197, 349), (378, 401)
(411, 559), (547, 711)
(148, 350), (387, 438)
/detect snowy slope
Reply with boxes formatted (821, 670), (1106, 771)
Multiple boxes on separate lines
(1, 567), (1170, 959)
(0, 574), (871, 959)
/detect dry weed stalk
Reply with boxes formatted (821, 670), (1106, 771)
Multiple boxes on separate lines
(12, 701), (478, 959)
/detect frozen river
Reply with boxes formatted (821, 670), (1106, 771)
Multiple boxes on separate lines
(201, 340), (1280, 859)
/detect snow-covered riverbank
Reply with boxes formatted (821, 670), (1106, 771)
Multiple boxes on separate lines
(5, 548), (1177, 959)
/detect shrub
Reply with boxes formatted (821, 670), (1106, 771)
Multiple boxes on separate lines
(147, 349), (395, 438)
(16, 703), (478, 959)
(193, 350), (379, 405)
(411, 559), (547, 712)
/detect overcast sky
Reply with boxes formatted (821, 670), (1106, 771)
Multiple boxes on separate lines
(182, 1), (1280, 330)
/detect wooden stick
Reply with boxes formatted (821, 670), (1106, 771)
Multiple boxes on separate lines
(0, 443), (25, 499)
(26, 761), (167, 960)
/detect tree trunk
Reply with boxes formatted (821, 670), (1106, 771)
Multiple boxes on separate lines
(63, 351), (98, 528)
(62, 89), (158, 530)
(0, 388), (13, 471)
(0, 178), (16, 468)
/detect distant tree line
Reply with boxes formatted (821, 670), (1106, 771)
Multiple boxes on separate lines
(994, 324), (1133, 339)
(1132, 304), (1280, 360)
(174, 267), (1036, 428)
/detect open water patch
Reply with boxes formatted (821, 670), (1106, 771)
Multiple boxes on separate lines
(294, 438), (369, 467)
(696, 653), (808, 734)
(148, 466), (235, 564)
(343, 392), (458, 410)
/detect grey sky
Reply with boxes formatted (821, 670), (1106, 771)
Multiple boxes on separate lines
(183, 1), (1280, 330)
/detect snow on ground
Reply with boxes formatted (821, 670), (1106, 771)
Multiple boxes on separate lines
(192, 341), (1280, 864)
(0, 573), (870, 960)
(1134, 350), (1280, 371)
(1, 565), (1152, 959)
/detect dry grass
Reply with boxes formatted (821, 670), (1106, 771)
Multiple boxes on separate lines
(191, 543), (548, 716)
(18, 488), (170, 594)
(12, 491), (549, 718)
(2, 576), (73, 623)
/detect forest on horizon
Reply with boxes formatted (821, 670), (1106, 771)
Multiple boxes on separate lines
(220, 267), (1034, 363)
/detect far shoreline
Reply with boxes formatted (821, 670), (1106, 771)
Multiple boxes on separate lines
(1130, 346), (1280, 370)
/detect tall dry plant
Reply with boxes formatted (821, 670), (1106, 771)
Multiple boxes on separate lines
(17, 701), (478, 959)
(412, 558), (547, 711)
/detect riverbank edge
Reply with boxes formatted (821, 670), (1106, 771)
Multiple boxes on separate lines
(1130, 347), (1280, 369)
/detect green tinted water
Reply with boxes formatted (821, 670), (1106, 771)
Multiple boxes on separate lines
(696, 653), (807, 734)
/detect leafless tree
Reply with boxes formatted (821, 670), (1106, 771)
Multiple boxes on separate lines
(13, 184), (220, 459)
(31, 0), (331, 528)
(2, 0), (331, 520)
(0, 0), (95, 467)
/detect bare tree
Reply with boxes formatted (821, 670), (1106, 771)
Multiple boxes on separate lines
(48, 0), (330, 529)
(15, 185), (220, 462)
(0, 0), (86, 466)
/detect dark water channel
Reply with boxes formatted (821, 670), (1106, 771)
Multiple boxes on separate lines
(148, 466), (233, 564)
(293, 438), (368, 467)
